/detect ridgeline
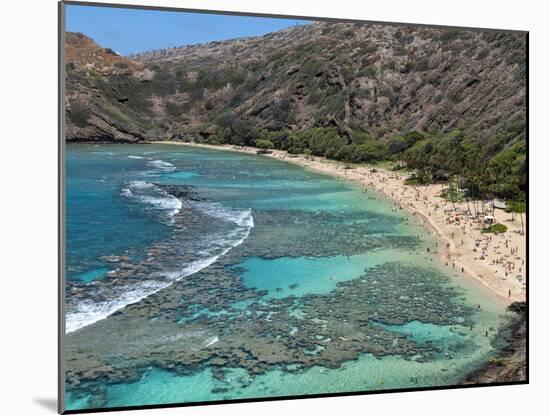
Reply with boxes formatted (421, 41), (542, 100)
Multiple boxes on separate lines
(65, 22), (527, 200)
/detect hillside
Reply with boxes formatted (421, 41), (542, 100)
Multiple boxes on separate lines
(65, 22), (527, 198)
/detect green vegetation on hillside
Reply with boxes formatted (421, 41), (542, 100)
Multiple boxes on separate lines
(190, 124), (526, 201)
(65, 25), (526, 202)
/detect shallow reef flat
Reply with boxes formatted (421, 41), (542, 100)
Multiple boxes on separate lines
(65, 145), (507, 409)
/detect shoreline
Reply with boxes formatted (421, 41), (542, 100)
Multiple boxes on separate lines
(152, 140), (526, 304)
(461, 301), (527, 384)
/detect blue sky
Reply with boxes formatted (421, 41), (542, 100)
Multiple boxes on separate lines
(66, 4), (310, 55)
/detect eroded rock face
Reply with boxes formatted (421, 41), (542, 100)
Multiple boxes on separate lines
(64, 23), (526, 145)
(462, 301), (527, 384)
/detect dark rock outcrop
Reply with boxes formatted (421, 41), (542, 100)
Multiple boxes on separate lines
(153, 184), (203, 201)
(462, 301), (527, 384)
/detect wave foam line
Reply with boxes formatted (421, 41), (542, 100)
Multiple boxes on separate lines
(65, 208), (254, 334)
(147, 159), (176, 171)
(123, 181), (183, 219)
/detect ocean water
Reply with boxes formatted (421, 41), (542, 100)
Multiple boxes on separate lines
(65, 144), (507, 410)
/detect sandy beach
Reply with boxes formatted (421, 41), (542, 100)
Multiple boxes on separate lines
(155, 141), (527, 304)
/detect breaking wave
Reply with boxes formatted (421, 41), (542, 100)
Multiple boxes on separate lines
(66, 186), (254, 334)
(147, 159), (176, 171)
(121, 180), (182, 220)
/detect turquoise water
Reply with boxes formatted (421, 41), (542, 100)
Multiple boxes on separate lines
(74, 267), (110, 282)
(65, 144), (507, 410)
(66, 147), (172, 281)
(238, 251), (408, 299)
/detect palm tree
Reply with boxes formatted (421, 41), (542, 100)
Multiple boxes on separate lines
(508, 201), (526, 235)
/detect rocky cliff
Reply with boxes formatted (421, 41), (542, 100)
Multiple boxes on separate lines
(462, 302), (527, 384)
(65, 22), (526, 146)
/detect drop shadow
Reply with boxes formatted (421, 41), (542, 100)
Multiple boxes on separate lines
(34, 398), (58, 413)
